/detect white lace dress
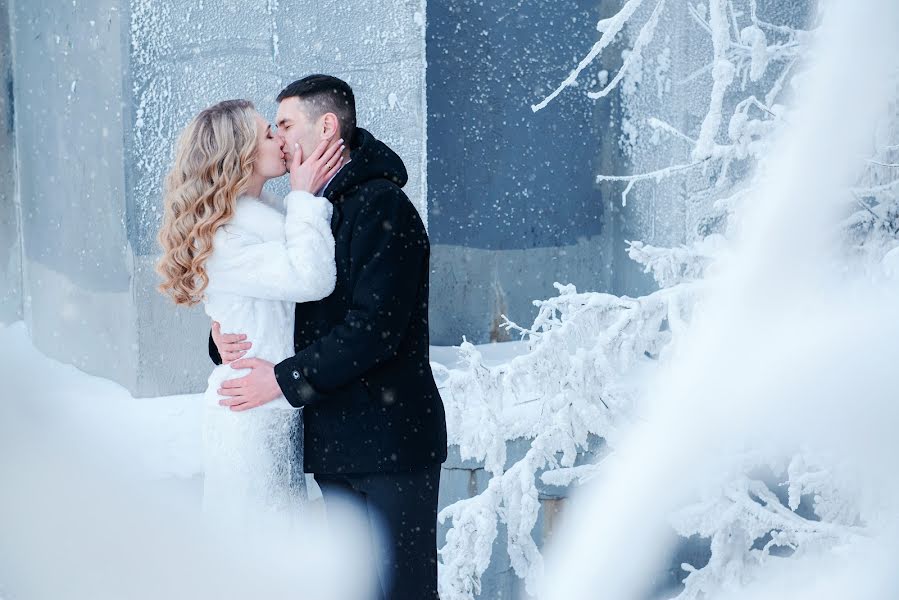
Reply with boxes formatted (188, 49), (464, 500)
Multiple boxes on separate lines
(200, 190), (335, 538)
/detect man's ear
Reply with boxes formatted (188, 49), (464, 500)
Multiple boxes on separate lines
(321, 112), (340, 140)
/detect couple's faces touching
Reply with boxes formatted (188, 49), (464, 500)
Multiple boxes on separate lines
(275, 97), (341, 171)
(253, 113), (289, 180)
(251, 98), (340, 184)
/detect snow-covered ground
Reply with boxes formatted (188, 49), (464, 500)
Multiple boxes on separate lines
(1, 319), (522, 483)
(4, 320), (204, 481)
(2, 319), (523, 599)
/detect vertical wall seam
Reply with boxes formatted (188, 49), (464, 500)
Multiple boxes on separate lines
(7, 0), (27, 328)
(419, 0), (428, 230)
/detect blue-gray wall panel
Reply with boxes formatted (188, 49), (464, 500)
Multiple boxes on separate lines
(426, 0), (614, 250)
(0, 0), (21, 324)
(426, 0), (626, 344)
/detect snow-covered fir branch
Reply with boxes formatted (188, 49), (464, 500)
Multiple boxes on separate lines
(437, 284), (674, 598)
(671, 452), (866, 600)
(627, 234), (725, 289)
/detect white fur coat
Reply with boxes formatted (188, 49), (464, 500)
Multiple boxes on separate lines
(202, 189), (336, 411)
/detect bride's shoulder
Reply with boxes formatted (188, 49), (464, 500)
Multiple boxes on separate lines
(222, 194), (284, 237)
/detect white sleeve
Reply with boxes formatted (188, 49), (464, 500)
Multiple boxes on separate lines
(205, 192), (336, 303)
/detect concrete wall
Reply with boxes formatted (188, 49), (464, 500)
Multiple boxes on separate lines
(9, 0), (138, 386)
(425, 0), (627, 345)
(8, 0), (428, 396)
(0, 0), (21, 325)
(429, 238), (616, 343)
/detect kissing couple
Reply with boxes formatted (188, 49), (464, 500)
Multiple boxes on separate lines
(156, 74), (447, 600)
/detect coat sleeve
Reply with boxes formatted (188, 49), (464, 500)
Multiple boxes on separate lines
(205, 191), (336, 303)
(273, 192), (428, 407)
(209, 330), (222, 365)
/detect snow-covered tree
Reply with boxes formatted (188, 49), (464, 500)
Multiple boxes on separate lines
(436, 1), (899, 598)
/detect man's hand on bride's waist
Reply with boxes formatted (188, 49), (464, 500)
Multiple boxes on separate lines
(217, 358), (282, 412)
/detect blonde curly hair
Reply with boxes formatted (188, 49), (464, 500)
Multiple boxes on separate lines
(156, 99), (258, 306)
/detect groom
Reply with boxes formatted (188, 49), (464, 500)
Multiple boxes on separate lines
(208, 75), (447, 599)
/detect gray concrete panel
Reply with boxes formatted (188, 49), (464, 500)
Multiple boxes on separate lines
(425, 0), (628, 344)
(0, 0), (21, 325)
(429, 234), (615, 345)
(10, 0), (137, 386)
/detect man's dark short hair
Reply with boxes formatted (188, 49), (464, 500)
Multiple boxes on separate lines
(277, 75), (356, 145)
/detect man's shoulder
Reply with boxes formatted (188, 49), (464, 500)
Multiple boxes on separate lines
(344, 179), (418, 221)
(346, 176), (406, 202)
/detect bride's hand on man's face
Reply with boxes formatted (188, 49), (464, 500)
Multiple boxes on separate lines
(288, 137), (345, 193)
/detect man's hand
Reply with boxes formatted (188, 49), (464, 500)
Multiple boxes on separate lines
(211, 321), (252, 364)
(217, 358), (282, 412)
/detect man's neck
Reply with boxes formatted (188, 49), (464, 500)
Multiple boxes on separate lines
(317, 153), (351, 197)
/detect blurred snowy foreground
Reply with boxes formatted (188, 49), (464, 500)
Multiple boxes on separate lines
(0, 319), (463, 599)
(0, 320), (526, 600)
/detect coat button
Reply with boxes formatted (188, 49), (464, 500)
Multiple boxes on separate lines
(292, 370), (300, 379)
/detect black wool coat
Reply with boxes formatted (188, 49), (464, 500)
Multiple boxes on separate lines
(211, 128), (448, 474)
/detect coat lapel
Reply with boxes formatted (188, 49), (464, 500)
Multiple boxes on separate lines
(329, 200), (343, 235)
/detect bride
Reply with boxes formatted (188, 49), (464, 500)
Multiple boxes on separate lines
(155, 99), (343, 535)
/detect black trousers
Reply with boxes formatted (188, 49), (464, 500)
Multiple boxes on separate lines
(315, 463), (441, 600)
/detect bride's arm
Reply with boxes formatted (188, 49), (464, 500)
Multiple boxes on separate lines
(204, 191), (336, 303)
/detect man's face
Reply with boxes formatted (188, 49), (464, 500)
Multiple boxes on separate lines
(275, 97), (320, 168)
